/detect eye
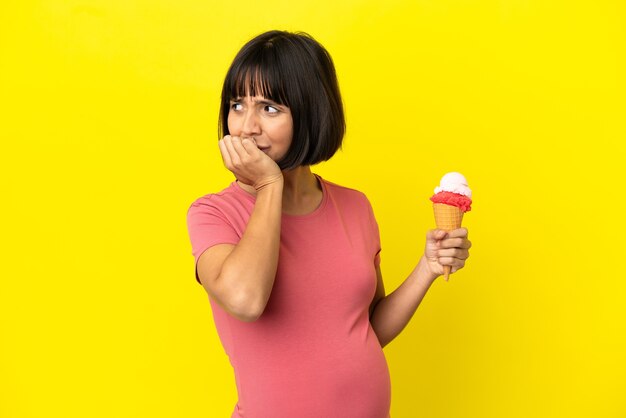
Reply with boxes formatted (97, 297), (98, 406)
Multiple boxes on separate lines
(264, 105), (279, 114)
(230, 102), (243, 111)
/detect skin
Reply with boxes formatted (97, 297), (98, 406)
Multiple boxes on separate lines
(196, 94), (472, 348)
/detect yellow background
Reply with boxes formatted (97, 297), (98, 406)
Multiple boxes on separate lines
(1, 1), (625, 417)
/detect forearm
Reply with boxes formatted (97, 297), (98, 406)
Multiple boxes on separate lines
(370, 257), (437, 347)
(218, 181), (283, 320)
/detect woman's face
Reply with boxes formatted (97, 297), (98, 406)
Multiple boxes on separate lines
(227, 95), (293, 162)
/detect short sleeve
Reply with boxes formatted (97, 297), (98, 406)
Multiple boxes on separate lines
(186, 197), (241, 284)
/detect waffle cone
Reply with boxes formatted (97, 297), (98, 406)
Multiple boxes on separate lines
(433, 203), (464, 281)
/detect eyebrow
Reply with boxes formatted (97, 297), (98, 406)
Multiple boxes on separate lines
(231, 97), (281, 107)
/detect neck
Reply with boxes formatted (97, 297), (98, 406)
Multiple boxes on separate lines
(281, 166), (322, 215)
(282, 165), (317, 196)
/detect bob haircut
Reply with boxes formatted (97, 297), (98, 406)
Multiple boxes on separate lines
(219, 30), (345, 171)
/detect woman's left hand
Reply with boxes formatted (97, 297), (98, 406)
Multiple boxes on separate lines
(423, 228), (472, 280)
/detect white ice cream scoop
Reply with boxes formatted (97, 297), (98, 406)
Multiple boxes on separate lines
(434, 172), (472, 197)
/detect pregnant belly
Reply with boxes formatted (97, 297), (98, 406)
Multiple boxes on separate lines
(232, 333), (391, 418)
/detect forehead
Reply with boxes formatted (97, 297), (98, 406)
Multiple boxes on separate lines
(228, 65), (287, 104)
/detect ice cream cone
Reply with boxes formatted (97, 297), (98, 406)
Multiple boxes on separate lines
(433, 203), (464, 281)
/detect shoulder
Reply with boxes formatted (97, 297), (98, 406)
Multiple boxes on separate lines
(319, 176), (374, 210)
(189, 182), (233, 204)
(320, 177), (368, 199)
(318, 176), (381, 234)
(189, 182), (242, 210)
(187, 182), (247, 217)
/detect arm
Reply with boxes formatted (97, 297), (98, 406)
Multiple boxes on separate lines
(197, 136), (283, 322)
(369, 228), (471, 347)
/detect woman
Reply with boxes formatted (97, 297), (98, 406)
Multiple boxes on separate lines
(187, 30), (471, 418)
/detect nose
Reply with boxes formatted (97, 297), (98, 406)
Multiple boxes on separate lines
(241, 108), (261, 137)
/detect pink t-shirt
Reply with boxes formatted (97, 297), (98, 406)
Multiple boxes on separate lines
(187, 175), (391, 418)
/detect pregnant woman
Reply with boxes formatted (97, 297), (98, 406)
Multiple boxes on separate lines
(186, 30), (471, 418)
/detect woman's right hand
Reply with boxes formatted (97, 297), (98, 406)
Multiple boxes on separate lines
(218, 135), (283, 191)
